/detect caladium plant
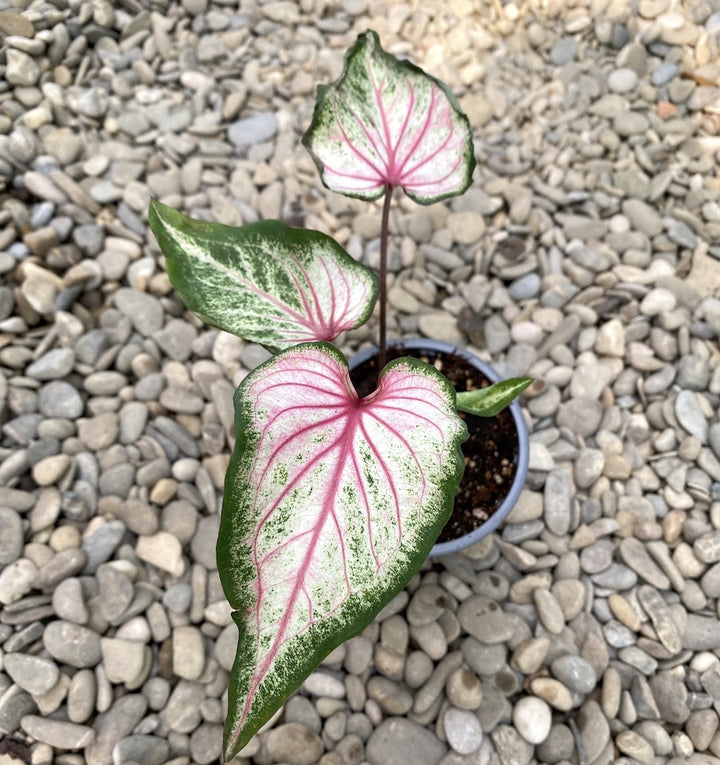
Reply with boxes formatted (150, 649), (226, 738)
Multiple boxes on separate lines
(148, 29), (531, 761)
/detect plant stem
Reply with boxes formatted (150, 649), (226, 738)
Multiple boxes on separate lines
(378, 183), (393, 371)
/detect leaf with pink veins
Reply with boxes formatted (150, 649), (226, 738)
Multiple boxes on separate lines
(149, 201), (378, 353)
(302, 29), (476, 204)
(218, 342), (467, 759)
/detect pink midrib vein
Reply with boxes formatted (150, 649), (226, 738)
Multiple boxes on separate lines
(236, 403), (369, 737)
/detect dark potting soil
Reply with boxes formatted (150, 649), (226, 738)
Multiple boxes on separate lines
(349, 345), (520, 545)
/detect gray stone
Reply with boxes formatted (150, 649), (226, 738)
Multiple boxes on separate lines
(25, 348), (75, 380)
(190, 515), (220, 570)
(550, 654), (596, 693)
(21, 716), (94, 749)
(649, 673), (690, 724)
(86, 695), (148, 765)
(228, 112), (278, 154)
(113, 735), (170, 765)
(443, 707), (483, 754)
(44, 621), (102, 668)
(38, 381), (84, 418)
(675, 390), (708, 443)
(549, 37), (578, 65)
(367, 717), (446, 765)
(4, 653), (59, 696)
(0, 507), (23, 565)
(544, 469), (571, 535)
(458, 596), (515, 644)
(163, 680), (204, 733)
(113, 288), (164, 337)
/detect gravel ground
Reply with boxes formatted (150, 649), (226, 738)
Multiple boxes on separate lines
(1, 0), (720, 764)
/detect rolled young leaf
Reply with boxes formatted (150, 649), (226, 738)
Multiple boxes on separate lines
(219, 343), (467, 759)
(302, 29), (476, 204)
(456, 377), (533, 417)
(148, 200), (378, 353)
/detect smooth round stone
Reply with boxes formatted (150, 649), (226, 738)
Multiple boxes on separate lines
(607, 67), (638, 92)
(113, 734), (170, 765)
(458, 596), (515, 644)
(529, 678), (573, 711)
(536, 723), (575, 763)
(443, 707), (483, 754)
(652, 61), (678, 85)
(550, 36), (578, 64)
(367, 718), (446, 765)
(101, 637), (148, 685)
(367, 676), (412, 715)
(265, 723), (323, 765)
(26, 348), (75, 380)
(189, 725), (223, 765)
(44, 621), (102, 668)
(39, 381), (84, 418)
(616, 730), (654, 763)
(550, 654), (597, 693)
(509, 273), (541, 300)
(445, 668), (483, 710)
(135, 532), (185, 577)
(512, 696), (552, 744)
(675, 390), (708, 442)
(20, 716), (94, 749)
(113, 288), (164, 337)
(574, 448), (604, 488)
(52, 577), (88, 623)
(4, 653), (59, 695)
(407, 584), (448, 626)
(404, 651), (434, 688)
(97, 564), (134, 621)
(303, 671), (345, 699)
(172, 625), (205, 681)
(67, 668), (96, 724)
(0, 507), (23, 565)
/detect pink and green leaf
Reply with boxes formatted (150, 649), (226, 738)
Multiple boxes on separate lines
(302, 29), (476, 205)
(456, 377), (533, 417)
(218, 343), (467, 759)
(148, 200), (378, 353)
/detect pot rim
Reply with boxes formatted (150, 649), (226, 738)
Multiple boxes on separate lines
(349, 338), (530, 557)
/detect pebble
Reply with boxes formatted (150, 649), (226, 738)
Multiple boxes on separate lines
(0, 3), (717, 762)
(366, 718), (447, 765)
(21, 716), (94, 749)
(443, 707), (483, 754)
(512, 696), (552, 744)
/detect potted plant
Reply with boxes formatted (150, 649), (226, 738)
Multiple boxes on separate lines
(148, 30), (530, 761)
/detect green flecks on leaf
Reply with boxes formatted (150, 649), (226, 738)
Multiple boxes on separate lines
(302, 30), (476, 205)
(217, 342), (467, 759)
(456, 377), (533, 417)
(148, 200), (378, 353)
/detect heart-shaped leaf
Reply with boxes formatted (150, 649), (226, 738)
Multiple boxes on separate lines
(218, 343), (467, 759)
(148, 201), (378, 353)
(302, 29), (476, 205)
(456, 377), (533, 417)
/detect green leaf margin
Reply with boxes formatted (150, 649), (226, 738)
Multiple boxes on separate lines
(302, 29), (477, 205)
(456, 377), (533, 417)
(217, 342), (468, 758)
(148, 200), (379, 353)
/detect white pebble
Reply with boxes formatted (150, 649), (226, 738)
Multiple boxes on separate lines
(513, 696), (552, 744)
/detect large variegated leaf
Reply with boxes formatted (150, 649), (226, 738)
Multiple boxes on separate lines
(148, 201), (378, 353)
(218, 342), (467, 759)
(302, 29), (476, 204)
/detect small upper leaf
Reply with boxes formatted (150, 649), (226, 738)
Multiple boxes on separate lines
(456, 377), (533, 417)
(218, 343), (467, 758)
(302, 29), (476, 205)
(148, 200), (378, 353)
